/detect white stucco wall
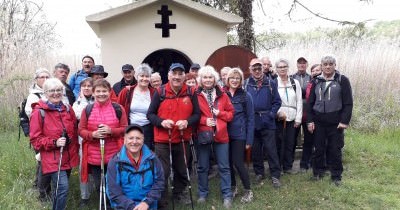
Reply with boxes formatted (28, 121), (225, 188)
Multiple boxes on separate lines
(94, 2), (228, 84)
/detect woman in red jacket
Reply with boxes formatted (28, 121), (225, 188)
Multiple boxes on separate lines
(117, 63), (156, 150)
(30, 78), (79, 210)
(78, 79), (128, 205)
(195, 65), (235, 208)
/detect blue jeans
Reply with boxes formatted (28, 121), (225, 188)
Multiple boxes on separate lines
(51, 170), (69, 210)
(197, 143), (232, 199)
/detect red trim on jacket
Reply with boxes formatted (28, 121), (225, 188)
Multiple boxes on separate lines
(117, 84), (156, 121)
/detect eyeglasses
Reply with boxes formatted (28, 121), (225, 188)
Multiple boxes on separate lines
(46, 88), (63, 94)
(229, 77), (241, 81)
(277, 66), (288, 69)
(251, 66), (262, 72)
(37, 76), (50, 79)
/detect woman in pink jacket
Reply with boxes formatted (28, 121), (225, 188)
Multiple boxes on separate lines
(78, 79), (128, 205)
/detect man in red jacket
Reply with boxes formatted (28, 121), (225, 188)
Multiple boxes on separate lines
(147, 63), (200, 210)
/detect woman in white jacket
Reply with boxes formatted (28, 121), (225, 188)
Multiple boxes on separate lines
(275, 58), (303, 174)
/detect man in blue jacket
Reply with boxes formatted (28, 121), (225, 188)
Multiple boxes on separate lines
(107, 124), (165, 210)
(245, 58), (282, 188)
(68, 55), (95, 98)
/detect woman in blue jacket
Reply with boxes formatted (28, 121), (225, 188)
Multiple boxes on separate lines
(224, 67), (255, 203)
(106, 124), (165, 210)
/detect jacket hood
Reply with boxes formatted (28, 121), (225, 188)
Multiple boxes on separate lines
(117, 144), (155, 165)
(29, 84), (44, 94)
(31, 100), (69, 112)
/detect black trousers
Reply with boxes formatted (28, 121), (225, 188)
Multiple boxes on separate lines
(252, 129), (281, 178)
(229, 139), (251, 190)
(155, 142), (190, 209)
(312, 124), (344, 180)
(276, 121), (296, 171)
(297, 122), (314, 169)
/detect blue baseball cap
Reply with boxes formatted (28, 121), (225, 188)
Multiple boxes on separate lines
(169, 63), (185, 72)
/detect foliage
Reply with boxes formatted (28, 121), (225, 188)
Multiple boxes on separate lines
(1, 129), (400, 209)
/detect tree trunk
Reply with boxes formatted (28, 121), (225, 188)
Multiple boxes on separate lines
(237, 0), (254, 51)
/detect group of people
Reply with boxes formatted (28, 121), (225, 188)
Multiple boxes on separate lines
(26, 54), (353, 210)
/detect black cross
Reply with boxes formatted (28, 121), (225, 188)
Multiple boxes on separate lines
(155, 5), (176, 38)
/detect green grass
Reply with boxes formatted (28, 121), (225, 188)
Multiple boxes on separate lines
(1, 129), (399, 209)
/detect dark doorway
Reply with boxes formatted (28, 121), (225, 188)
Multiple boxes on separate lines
(142, 49), (192, 84)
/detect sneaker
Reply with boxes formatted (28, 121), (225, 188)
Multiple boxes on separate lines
(283, 169), (298, 175)
(197, 197), (206, 204)
(240, 190), (253, 203)
(271, 177), (281, 188)
(332, 179), (341, 186)
(79, 199), (90, 208)
(232, 186), (238, 198)
(223, 198), (232, 209)
(176, 193), (191, 205)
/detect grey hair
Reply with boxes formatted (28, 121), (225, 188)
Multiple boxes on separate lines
(226, 67), (244, 88)
(275, 58), (290, 67)
(34, 68), (51, 79)
(43, 78), (64, 92)
(135, 63), (153, 79)
(220, 66), (231, 75)
(151, 72), (161, 80)
(197, 65), (220, 88)
(321, 55), (336, 64)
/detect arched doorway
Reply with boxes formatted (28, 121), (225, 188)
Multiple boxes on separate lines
(143, 49), (192, 84)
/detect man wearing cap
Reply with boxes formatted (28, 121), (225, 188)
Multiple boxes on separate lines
(69, 55), (95, 98)
(107, 124), (165, 210)
(54, 63), (75, 105)
(291, 57), (312, 171)
(113, 64), (137, 96)
(89, 65), (118, 102)
(245, 58), (282, 188)
(189, 63), (201, 78)
(147, 63), (200, 209)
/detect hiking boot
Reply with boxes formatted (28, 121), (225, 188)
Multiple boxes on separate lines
(255, 174), (264, 185)
(240, 190), (253, 203)
(232, 186), (238, 198)
(223, 198), (232, 209)
(310, 174), (323, 181)
(271, 177), (281, 188)
(176, 193), (191, 205)
(332, 179), (341, 186)
(197, 197), (206, 204)
(79, 199), (90, 208)
(283, 169), (298, 175)
(299, 168), (308, 173)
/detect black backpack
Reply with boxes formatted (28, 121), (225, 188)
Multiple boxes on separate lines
(18, 93), (41, 140)
(85, 102), (123, 120)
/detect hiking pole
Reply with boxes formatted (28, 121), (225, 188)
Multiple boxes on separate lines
(53, 146), (64, 210)
(168, 129), (175, 210)
(99, 138), (107, 210)
(189, 138), (197, 176)
(180, 130), (194, 210)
